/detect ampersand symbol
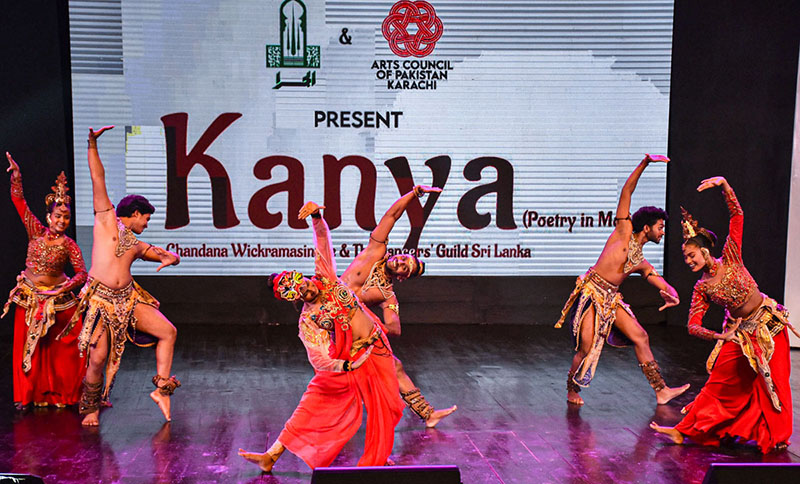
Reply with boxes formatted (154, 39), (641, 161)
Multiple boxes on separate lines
(381, 1), (443, 58)
(339, 28), (352, 45)
(339, 244), (350, 257)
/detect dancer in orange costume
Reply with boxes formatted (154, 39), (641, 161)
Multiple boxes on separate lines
(239, 201), (404, 472)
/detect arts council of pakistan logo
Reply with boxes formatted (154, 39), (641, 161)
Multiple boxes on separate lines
(381, 1), (443, 58)
(266, 0), (320, 88)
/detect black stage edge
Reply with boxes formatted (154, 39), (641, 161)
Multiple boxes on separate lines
(310, 465), (461, 484)
(702, 463), (800, 484)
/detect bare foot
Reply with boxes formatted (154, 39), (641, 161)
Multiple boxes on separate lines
(650, 421), (684, 444)
(238, 449), (277, 473)
(425, 405), (458, 428)
(150, 390), (172, 421)
(385, 458), (395, 466)
(567, 390), (584, 406)
(82, 410), (100, 427)
(656, 383), (690, 404)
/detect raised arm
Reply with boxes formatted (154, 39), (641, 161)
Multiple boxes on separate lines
(7, 152), (46, 239)
(299, 201), (337, 280)
(614, 154), (669, 232)
(87, 126), (115, 222)
(697, 176), (743, 262)
(369, 185), (442, 251)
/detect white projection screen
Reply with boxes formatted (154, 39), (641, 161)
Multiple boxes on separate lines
(68, 0), (674, 276)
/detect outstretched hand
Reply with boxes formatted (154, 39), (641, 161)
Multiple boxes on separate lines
(298, 201), (325, 219)
(697, 176), (729, 192)
(717, 317), (741, 344)
(88, 125), (115, 141)
(6, 152), (21, 180)
(658, 290), (680, 311)
(153, 246), (180, 272)
(350, 346), (374, 370)
(644, 153), (669, 164)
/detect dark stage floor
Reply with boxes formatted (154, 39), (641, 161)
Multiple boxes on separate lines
(0, 323), (798, 483)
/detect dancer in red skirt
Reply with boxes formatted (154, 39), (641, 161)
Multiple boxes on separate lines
(3, 152), (87, 408)
(239, 201), (404, 472)
(651, 176), (797, 453)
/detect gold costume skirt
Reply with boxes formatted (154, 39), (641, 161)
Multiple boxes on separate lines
(2, 274), (77, 373)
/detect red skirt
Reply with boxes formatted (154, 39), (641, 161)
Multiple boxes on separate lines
(278, 351), (405, 469)
(676, 329), (792, 453)
(13, 305), (87, 406)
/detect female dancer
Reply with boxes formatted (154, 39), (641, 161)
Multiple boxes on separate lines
(651, 176), (797, 453)
(3, 152), (87, 408)
(238, 201), (404, 471)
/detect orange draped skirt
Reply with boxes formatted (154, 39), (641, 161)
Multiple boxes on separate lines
(278, 351), (404, 469)
(676, 329), (792, 453)
(13, 305), (86, 406)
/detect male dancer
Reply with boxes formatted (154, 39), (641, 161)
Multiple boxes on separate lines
(556, 154), (690, 405)
(340, 185), (457, 427)
(70, 126), (181, 426)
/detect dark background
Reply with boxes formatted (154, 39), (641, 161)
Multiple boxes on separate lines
(1, 0), (798, 333)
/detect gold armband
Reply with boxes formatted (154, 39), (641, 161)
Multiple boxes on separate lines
(387, 303), (399, 315)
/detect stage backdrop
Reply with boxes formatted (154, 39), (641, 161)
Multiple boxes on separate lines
(68, 0), (674, 276)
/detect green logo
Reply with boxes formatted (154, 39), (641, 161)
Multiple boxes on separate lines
(266, 0), (320, 69)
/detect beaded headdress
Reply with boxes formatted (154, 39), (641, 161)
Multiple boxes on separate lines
(45, 171), (71, 207)
(273, 271), (304, 301)
(680, 206), (713, 243)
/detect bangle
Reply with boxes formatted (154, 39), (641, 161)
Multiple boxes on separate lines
(310, 212), (321, 219)
(342, 361), (352, 372)
(413, 186), (423, 198)
(93, 206), (114, 215)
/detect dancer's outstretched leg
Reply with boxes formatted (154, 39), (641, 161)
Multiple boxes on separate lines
(650, 421), (685, 444)
(613, 308), (690, 404)
(239, 441), (285, 473)
(135, 303), (178, 421)
(395, 357), (456, 427)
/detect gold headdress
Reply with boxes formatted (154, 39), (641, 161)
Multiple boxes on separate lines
(680, 207), (697, 240)
(45, 171), (71, 207)
(680, 206), (714, 244)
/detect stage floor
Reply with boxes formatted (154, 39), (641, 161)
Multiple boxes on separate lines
(1, 323), (798, 483)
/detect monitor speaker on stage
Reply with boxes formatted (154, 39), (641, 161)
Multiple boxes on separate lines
(702, 463), (800, 484)
(311, 465), (461, 484)
(0, 475), (45, 484)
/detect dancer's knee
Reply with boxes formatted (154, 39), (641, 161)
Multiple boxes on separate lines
(631, 330), (649, 347)
(162, 323), (177, 343)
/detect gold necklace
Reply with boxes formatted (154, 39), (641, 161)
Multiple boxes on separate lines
(624, 234), (644, 273)
(115, 219), (138, 257)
